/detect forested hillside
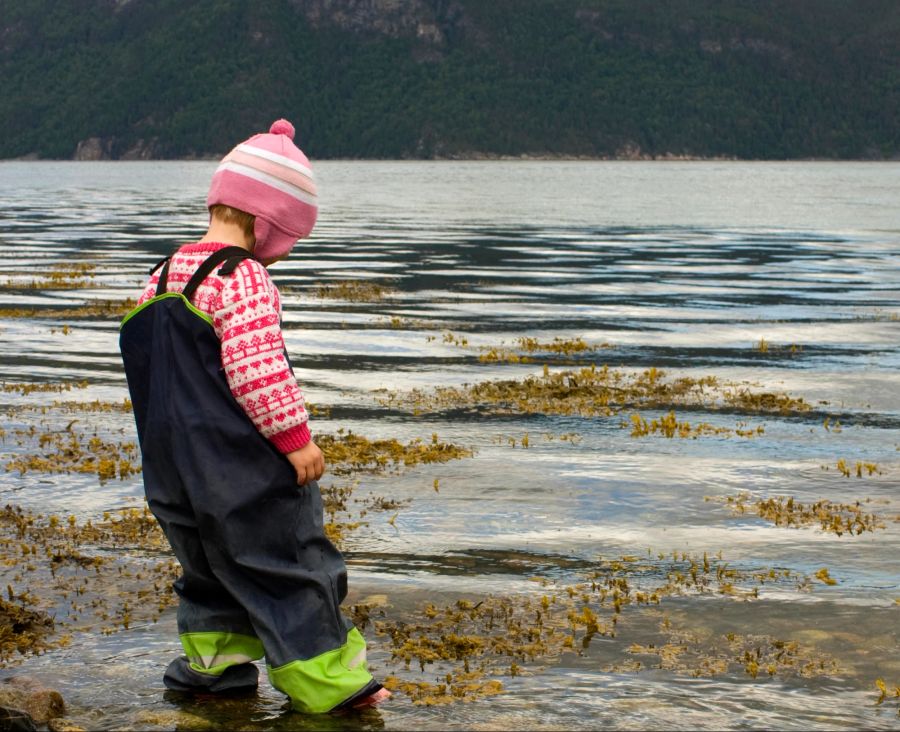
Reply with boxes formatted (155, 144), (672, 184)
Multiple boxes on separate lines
(0, 0), (897, 159)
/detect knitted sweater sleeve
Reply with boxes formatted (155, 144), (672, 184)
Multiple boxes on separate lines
(212, 259), (311, 454)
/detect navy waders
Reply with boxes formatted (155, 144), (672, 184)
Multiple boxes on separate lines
(119, 247), (378, 713)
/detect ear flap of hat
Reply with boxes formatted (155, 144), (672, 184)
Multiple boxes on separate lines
(253, 217), (298, 262)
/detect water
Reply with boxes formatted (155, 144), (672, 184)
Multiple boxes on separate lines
(0, 160), (898, 730)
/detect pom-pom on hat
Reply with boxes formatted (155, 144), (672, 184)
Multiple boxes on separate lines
(207, 119), (318, 262)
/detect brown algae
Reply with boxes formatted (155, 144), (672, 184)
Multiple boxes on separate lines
(627, 411), (765, 439)
(0, 504), (179, 657)
(3, 423), (141, 483)
(317, 429), (474, 475)
(435, 333), (613, 364)
(874, 678), (900, 716)
(627, 628), (838, 679)
(314, 280), (395, 301)
(377, 364), (811, 418)
(47, 399), (133, 414)
(0, 597), (56, 664)
(1, 381), (89, 397)
(478, 336), (608, 364)
(0, 299), (137, 320)
(753, 338), (803, 355)
(1, 263), (96, 291)
(832, 458), (880, 478)
(515, 336), (602, 357)
(708, 493), (888, 536)
(376, 551), (838, 704)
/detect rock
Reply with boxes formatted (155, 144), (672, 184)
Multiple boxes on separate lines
(298, 0), (441, 39)
(72, 137), (111, 161)
(120, 138), (160, 160)
(0, 678), (65, 724)
(0, 705), (36, 732)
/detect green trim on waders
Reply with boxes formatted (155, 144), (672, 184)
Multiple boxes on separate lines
(179, 631), (265, 676)
(120, 292), (214, 329)
(267, 627), (372, 713)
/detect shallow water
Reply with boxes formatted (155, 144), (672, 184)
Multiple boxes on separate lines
(0, 160), (899, 730)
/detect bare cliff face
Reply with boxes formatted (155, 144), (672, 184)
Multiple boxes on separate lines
(73, 137), (162, 161)
(288, 0), (476, 58)
(296, 0), (444, 38)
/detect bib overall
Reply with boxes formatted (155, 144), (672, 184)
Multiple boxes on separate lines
(119, 247), (377, 713)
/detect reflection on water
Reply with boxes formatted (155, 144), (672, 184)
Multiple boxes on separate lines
(0, 161), (898, 730)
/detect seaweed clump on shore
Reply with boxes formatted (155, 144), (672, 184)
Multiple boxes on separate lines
(0, 381), (89, 397)
(475, 336), (612, 364)
(625, 626), (839, 680)
(627, 410), (765, 439)
(376, 365), (811, 419)
(0, 504), (178, 650)
(317, 429), (473, 475)
(314, 280), (396, 301)
(708, 493), (890, 536)
(0, 299), (137, 320)
(831, 458), (881, 478)
(0, 597), (55, 663)
(375, 551), (839, 705)
(1, 263), (96, 290)
(3, 422), (141, 483)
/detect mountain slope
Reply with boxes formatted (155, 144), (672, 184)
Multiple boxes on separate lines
(0, 0), (897, 159)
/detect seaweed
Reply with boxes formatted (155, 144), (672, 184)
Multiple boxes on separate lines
(436, 333), (613, 364)
(708, 493), (888, 536)
(875, 678), (900, 716)
(1, 263), (96, 290)
(377, 364), (810, 418)
(628, 629), (838, 679)
(317, 429), (473, 475)
(375, 551), (838, 704)
(627, 410), (764, 439)
(0, 299), (136, 320)
(0, 382), (89, 397)
(0, 503), (179, 649)
(830, 458), (880, 478)
(0, 597), (55, 662)
(3, 422), (141, 483)
(313, 281), (396, 301)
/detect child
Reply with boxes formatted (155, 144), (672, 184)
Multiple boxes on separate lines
(119, 120), (389, 713)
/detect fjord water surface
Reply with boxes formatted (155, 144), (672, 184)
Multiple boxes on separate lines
(0, 161), (898, 730)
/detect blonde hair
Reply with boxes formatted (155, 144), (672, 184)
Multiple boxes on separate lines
(209, 204), (256, 247)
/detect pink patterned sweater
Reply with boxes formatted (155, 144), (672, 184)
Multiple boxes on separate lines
(137, 241), (310, 454)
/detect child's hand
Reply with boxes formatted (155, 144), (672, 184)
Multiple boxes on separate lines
(286, 440), (326, 485)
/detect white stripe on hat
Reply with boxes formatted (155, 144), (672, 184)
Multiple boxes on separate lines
(234, 143), (315, 181)
(215, 161), (318, 208)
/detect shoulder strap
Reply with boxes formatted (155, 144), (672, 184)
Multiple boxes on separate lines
(182, 246), (255, 304)
(155, 258), (172, 296)
(148, 255), (171, 276)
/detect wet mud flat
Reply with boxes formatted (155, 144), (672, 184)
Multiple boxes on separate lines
(0, 160), (899, 729)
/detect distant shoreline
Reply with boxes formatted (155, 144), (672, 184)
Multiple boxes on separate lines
(2, 153), (898, 163)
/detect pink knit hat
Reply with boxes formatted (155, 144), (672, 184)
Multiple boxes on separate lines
(207, 119), (318, 262)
